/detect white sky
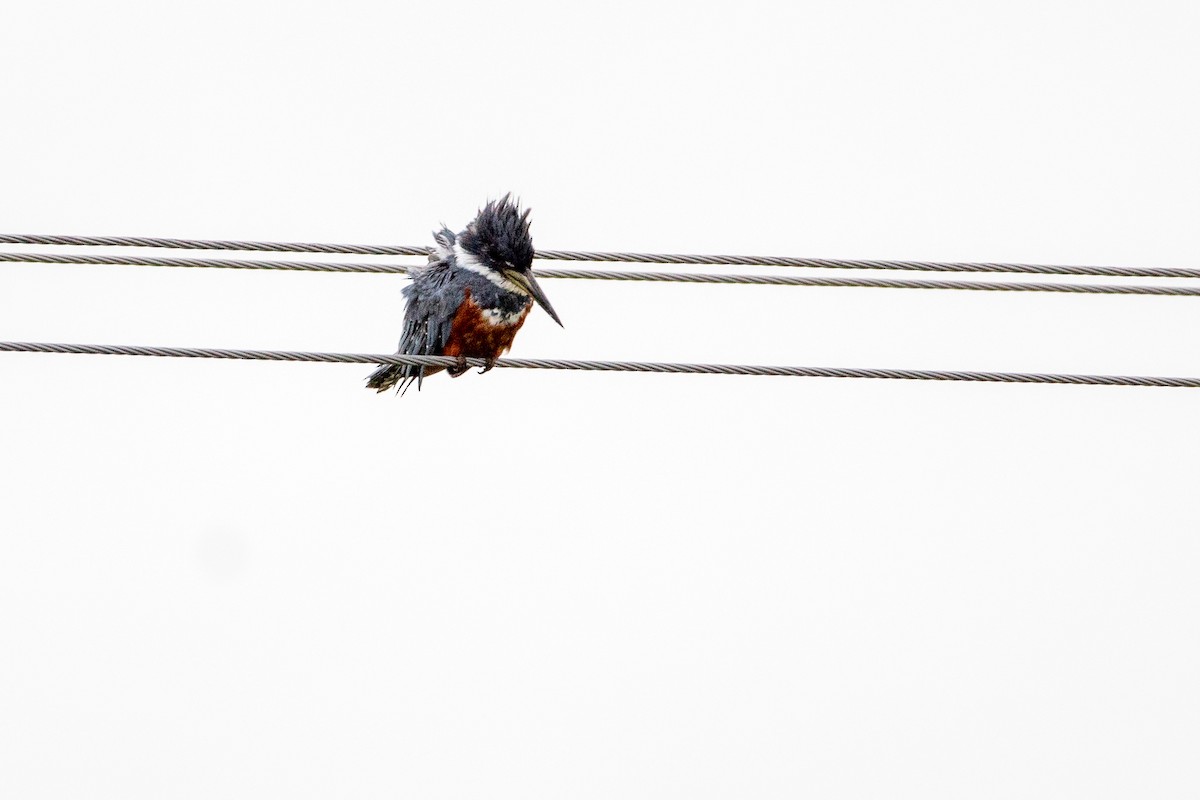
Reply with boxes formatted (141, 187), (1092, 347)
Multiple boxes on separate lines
(2, 1), (1199, 797)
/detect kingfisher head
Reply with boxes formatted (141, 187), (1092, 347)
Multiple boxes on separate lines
(456, 195), (563, 326)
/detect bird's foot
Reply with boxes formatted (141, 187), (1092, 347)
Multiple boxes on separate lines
(448, 355), (469, 377)
(478, 357), (497, 374)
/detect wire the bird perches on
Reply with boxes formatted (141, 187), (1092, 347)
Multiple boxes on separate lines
(2, 341), (1200, 388)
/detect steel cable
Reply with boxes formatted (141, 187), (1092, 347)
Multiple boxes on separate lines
(2, 233), (1199, 279)
(2, 341), (1198, 388)
(5, 252), (1200, 296)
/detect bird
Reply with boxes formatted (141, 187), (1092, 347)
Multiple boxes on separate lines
(366, 195), (562, 394)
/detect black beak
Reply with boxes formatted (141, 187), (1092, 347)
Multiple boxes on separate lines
(510, 270), (563, 327)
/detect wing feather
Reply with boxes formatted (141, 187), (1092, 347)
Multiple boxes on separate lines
(391, 258), (466, 393)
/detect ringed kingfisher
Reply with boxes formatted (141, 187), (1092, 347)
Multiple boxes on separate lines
(366, 195), (562, 394)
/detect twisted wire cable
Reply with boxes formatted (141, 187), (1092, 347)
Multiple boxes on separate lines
(1, 341), (1198, 388)
(0, 234), (432, 258)
(0, 252), (411, 275)
(2, 233), (1199, 280)
(4, 252), (1200, 296)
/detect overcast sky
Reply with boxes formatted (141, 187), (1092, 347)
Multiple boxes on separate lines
(2, 1), (1199, 797)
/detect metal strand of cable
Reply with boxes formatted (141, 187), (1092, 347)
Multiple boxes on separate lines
(4, 252), (1200, 296)
(2, 233), (1199, 280)
(1, 341), (1197, 388)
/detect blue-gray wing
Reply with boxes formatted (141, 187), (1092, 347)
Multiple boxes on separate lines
(365, 228), (465, 394)
(398, 261), (465, 360)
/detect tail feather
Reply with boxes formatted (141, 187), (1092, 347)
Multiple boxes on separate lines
(366, 363), (447, 394)
(366, 363), (405, 393)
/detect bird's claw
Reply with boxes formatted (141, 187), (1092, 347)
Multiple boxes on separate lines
(478, 357), (497, 374)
